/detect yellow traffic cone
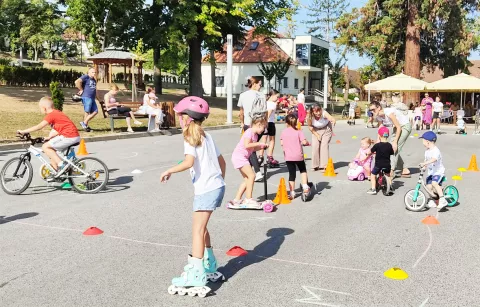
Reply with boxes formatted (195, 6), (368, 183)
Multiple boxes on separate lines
(272, 178), (291, 205)
(77, 139), (89, 156)
(323, 158), (336, 177)
(467, 154), (479, 171)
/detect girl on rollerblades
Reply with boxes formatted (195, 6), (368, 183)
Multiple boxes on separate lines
(160, 96), (226, 297)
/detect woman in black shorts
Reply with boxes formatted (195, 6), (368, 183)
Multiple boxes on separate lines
(261, 89), (280, 166)
(104, 84), (143, 133)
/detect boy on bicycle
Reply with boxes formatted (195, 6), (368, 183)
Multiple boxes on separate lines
(17, 97), (80, 177)
(419, 131), (448, 210)
(367, 127), (394, 195)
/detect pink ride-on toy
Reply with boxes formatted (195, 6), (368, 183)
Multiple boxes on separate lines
(347, 161), (367, 181)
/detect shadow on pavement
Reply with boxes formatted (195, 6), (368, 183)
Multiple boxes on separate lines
(0, 212), (38, 225)
(109, 176), (133, 185)
(211, 228), (294, 293)
(334, 161), (350, 170)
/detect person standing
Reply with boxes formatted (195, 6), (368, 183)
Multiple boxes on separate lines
(307, 103), (336, 171)
(421, 93), (433, 130)
(369, 101), (412, 178)
(237, 76), (266, 182)
(432, 96), (443, 133)
(297, 88), (307, 125)
(75, 68), (100, 132)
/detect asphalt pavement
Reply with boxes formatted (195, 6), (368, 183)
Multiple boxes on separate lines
(0, 121), (479, 306)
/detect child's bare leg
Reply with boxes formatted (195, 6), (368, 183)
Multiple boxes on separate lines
(364, 165), (371, 176)
(235, 168), (248, 200)
(258, 135), (267, 158)
(268, 136), (275, 156)
(431, 182), (444, 198)
(240, 165), (255, 199)
(300, 172), (308, 185)
(370, 174), (377, 190)
(288, 181), (295, 193)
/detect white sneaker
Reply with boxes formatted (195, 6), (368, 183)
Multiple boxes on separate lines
(437, 198), (448, 210)
(134, 120), (142, 125)
(127, 128), (134, 133)
(427, 199), (437, 208)
(255, 172), (264, 182)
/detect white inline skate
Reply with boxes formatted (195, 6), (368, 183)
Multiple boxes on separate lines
(168, 256), (211, 298)
(204, 247), (225, 282)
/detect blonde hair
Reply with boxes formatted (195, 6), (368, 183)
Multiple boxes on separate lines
(183, 117), (205, 147)
(251, 116), (267, 126)
(110, 84), (119, 91)
(39, 96), (54, 108)
(361, 137), (375, 146)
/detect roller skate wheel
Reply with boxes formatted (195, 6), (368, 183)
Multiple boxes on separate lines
(198, 291), (207, 298)
(178, 288), (187, 296)
(167, 285), (176, 295)
(263, 203), (274, 213)
(188, 291), (196, 297)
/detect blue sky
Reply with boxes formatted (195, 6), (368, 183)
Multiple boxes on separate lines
(288, 0), (480, 70)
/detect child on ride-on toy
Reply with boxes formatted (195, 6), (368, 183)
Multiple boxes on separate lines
(419, 131), (448, 210)
(348, 137), (374, 180)
(367, 127), (394, 195)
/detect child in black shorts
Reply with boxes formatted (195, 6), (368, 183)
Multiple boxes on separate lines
(367, 127), (394, 195)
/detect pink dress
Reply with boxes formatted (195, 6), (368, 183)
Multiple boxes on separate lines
(231, 128), (258, 169)
(421, 98), (433, 125)
(281, 127), (306, 161)
(297, 103), (307, 125)
(356, 148), (372, 168)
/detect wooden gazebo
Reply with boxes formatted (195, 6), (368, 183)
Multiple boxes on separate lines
(87, 48), (144, 100)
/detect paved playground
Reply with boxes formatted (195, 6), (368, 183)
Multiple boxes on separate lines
(0, 122), (479, 306)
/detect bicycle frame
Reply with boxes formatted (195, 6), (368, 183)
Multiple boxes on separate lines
(412, 169), (441, 201)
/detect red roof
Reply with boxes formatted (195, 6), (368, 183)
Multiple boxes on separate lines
(203, 29), (290, 64)
(421, 60), (480, 82)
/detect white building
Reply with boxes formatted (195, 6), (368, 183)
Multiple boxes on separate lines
(201, 29), (329, 96)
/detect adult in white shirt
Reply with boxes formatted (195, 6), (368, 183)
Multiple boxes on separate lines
(432, 96), (443, 132)
(297, 88), (305, 104)
(237, 76), (265, 182)
(369, 101), (412, 178)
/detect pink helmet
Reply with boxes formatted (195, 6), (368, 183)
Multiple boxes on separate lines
(174, 96), (210, 121)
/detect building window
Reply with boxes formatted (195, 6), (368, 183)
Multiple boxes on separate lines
(283, 77), (288, 88)
(294, 78), (299, 89)
(249, 41), (259, 50)
(215, 76), (225, 87)
(296, 44), (309, 66)
(310, 44), (329, 68)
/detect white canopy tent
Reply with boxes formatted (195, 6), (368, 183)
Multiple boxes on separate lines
(425, 73), (480, 108)
(365, 73), (427, 92)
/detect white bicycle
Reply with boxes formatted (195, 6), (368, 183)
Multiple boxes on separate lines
(1, 134), (109, 195)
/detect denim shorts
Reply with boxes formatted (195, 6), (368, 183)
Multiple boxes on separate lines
(193, 186), (225, 212)
(82, 97), (98, 113)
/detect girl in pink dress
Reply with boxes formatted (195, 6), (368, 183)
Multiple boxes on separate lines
(421, 93), (433, 128)
(350, 137), (374, 176)
(229, 117), (268, 206)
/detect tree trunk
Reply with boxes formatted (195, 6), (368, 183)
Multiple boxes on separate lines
(189, 37), (203, 97)
(404, 0), (421, 103)
(34, 45), (38, 62)
(343, 65), (349, 101)
(209, 49), (217, 97)
(153, 46), (162, 94)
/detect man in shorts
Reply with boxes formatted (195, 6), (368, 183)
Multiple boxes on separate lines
(18, 97), (81, 178)
(75, 68), (100, 132)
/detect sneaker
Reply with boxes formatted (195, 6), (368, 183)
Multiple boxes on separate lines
(80, 122), (88, 131)
(242, 198), (259, 207)
(367, 189), (377, 195)
(134, 120), (142, 125)
(255, 172), (264, 182)
(427, 199), (437, 208)
(437, 198), (448, 210)
(127, 128), (134, 133)
(54, 163), (68, 178)
(288, 191), (295, 200)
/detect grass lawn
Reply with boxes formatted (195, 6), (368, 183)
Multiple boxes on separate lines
(0, 86), (240, 142)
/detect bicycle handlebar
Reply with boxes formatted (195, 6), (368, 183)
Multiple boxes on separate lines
(17, 133), (44, 145)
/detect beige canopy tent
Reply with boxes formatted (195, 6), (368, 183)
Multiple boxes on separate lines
(365, 73), (427, 92)
(425, 73), (480, 108)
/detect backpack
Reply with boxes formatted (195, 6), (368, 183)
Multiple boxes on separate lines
(249, 93), (267, 121)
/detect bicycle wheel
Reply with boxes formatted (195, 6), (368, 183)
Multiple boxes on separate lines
(382, 175), (391, 196)
(404, 189), (426, 211)
(443, 185), (459, 206)
(1, 157), (33, 195)
(68, 157), (109, 194)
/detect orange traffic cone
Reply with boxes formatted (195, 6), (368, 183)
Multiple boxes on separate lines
(323, 158), (336, 177)
(467, 154), (479, 171)
(422, 216), (440, 225)
(76, 139), (89, 155)
(272, 177), (291, 205)
(336, 140), (341, 144)
(297, 122), (302, 130)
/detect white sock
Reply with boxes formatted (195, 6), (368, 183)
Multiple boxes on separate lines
(302, 183), (309, 190)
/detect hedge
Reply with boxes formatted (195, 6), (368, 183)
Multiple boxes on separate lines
(0, 65), (82, 87)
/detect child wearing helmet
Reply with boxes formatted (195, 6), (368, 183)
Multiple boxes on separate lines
(367, 127), (394, 195)
(160, 96), (226, 296)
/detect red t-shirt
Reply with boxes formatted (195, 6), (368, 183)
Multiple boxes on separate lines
(44, 110), (80, 138)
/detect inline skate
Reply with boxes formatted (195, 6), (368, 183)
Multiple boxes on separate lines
(204, 247), (225, 282)
(168, 256), (211, 298)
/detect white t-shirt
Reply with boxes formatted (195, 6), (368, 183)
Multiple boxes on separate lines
(311, 113), (329, 129)
(237, 89), (263, 126)
(457, 119), (465, 129)
(349, 101), (357, 110)
(184, 133), (225, 195)
(433, 101), (443, 112)
(383, 107), (410, 126)
(424, 146), (445, 176)
(297, 93), (305, 104)
(267, 100), (276, 123)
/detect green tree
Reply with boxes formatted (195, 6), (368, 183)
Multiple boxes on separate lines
(50, 81), (65, 111)
(258, 60), (276, 92)
(304, 0), (348, 41)
(335, 0), (478, 82)
(272, 57), (292, 91)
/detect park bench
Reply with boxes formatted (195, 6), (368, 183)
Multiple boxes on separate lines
(99, 100), (151, 132)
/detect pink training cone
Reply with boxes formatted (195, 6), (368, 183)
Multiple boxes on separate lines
(83, 227), (104, 235)
(226, 246), (248, 256)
